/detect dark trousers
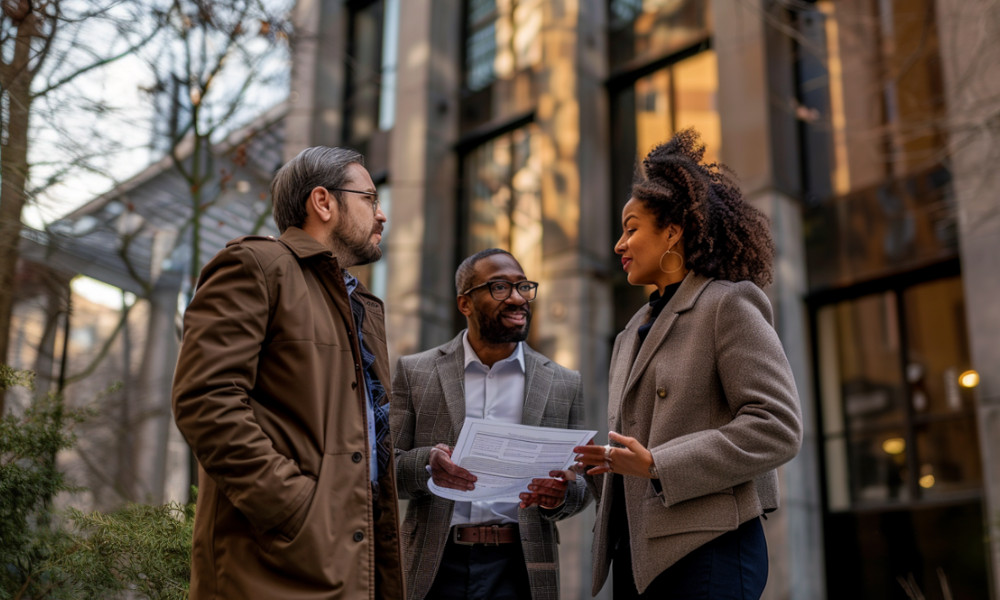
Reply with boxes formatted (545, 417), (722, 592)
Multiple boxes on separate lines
(426, 536), (531, 600)
(612, 517), (768, 600)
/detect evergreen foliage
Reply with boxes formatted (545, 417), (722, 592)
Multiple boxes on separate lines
(0, 367), (194, 599)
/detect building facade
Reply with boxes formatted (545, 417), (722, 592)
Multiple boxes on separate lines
(283, 0), (998, 598)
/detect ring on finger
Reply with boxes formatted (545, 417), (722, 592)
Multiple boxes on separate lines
(603, 444), (613, 461)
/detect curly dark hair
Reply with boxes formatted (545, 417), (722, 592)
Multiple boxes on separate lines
(631, 128), (774, 287)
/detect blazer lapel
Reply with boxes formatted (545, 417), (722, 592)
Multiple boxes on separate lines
(622, 273), (714, 399)
(521, 347), (553, 427)
(608, 312), (642, 422)
(435, 334), (467, 440)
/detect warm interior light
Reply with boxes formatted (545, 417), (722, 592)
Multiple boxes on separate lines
(882, 438), (906, 455)
(958, 370), (980, 389)
(919, 474), (936, 488)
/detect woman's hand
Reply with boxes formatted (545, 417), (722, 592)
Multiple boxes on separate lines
(573, 432), (656, 478)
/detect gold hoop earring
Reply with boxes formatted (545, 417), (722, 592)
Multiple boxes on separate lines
(659, 248), (684, 274)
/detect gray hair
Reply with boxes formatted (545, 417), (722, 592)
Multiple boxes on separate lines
(270, 146), (365, 232)
(455, 248), (516, 295)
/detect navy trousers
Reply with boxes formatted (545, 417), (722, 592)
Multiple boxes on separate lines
(612, 517), (769, 599)
(425, 536), (531, 600)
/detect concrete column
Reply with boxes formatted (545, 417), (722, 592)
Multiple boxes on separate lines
(936, 1), (1000, 596)
(286, 0), (349, 157)
(384, 0), (462, 361)
(713, 2), (825, 598)
(134, 272), (182, 503)
(544, 2), (614, 599)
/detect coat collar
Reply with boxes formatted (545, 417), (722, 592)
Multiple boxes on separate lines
(434, 331), (552, 437)
(620, 272), (714, 398)
(278, 226), (336, 261)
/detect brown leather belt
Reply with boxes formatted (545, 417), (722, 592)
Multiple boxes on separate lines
(452, 524), (519, 545)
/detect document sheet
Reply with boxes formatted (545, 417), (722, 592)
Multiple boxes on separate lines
(427, 418), (597, 502)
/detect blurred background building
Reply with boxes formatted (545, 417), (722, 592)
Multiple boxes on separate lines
(10, 0), (999, 598)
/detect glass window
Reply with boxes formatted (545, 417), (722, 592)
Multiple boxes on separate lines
(815, 0), (945, 190)
(614, 49), (719, 181)
(378, 0), (400, 131)
(345, 1), (384, 144)
(369, 184), (391, 299)
(817, 276), (980, 510)
(610, 49), (719, 241)
(464, 0), (540, 92)
(465, 0), (499, 91)
(462, 124), (542, 274)
(607, 0), (711, 67)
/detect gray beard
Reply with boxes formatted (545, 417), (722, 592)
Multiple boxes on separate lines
(329, 226), (381, 268)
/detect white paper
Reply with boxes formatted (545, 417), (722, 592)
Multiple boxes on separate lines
(427, 418), (597, 502)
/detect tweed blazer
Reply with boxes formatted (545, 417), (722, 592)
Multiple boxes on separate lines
(590, 273), (802, 595)
(390, 332), (590, 600)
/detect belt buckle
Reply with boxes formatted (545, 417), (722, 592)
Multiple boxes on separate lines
(452, 526), (474, 546)
(489, 524), (501, 546)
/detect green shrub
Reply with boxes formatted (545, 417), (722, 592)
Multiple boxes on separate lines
(1, 367), (193, 600)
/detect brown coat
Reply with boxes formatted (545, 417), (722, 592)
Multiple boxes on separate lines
(590, 273), (802, 595)
(172, 227), (404, 600)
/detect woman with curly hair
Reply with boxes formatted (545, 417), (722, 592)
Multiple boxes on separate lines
(574, 129), (803, 599)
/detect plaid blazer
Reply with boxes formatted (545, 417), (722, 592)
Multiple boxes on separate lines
(390, 332), (590, 600)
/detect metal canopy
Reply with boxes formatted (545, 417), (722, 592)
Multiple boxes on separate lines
(20, 104), (287, 296)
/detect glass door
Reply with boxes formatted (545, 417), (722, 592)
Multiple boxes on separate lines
(815, 275), (986, 599)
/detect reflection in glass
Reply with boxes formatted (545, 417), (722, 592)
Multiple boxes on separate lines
(851, 431), (910, 503)
(817, 276), (981, 509)
(914, 420), (981, 499)
(903, 278), (974, 415)
(608, 0), (710, 66)
(345, 1), (384, 144)
(627, 50), (720, 168)
(464, 125), (541, 273)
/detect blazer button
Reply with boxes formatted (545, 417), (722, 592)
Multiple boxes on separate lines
(656, 387), (667, 398)
(353, 530), (364, 542)
(351, 381), (358, 390)
(352, 452), (363, 463)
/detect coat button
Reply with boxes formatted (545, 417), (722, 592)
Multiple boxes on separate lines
(351, 381), (358, 389)
(657, 387), (667, 398)
(352, 452), (363, 463)
(353, 531), (364, 542)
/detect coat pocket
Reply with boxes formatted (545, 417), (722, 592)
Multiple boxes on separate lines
(258, 452), (369, 587)
(642, 489), (739, 539)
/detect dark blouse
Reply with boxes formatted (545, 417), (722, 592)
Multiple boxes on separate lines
(637, 281), (681, 344)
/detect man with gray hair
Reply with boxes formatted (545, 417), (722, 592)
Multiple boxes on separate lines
(391, 248), (590, 600)
(173, 147), (404, 599)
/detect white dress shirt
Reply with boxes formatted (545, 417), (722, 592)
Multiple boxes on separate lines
(450, 331), (525, 526)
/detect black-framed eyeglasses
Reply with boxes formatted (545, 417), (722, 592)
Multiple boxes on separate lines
(461, 280), (538, 302)
(326, 187), (380, 215)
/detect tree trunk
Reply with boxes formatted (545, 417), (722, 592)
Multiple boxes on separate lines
(0, 23), (36, 413)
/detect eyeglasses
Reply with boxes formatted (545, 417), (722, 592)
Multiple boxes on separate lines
(461, 280), (538, 302)
(326, 187), (380, 216)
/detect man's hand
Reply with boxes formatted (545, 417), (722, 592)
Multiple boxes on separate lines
(518, 469), (575, 509)
(427, 443), (476, 491)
